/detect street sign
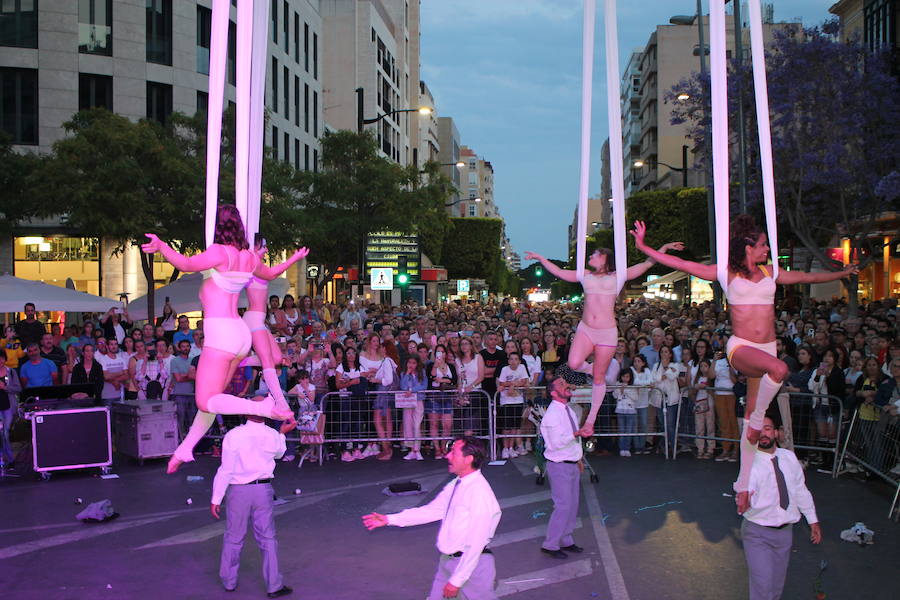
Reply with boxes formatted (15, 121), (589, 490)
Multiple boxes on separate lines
(371, 268), (393, 290)
(306, 265), (320, 279)
(457, 279), (470, 293)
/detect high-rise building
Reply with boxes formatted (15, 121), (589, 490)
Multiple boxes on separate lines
(830, 0), (898, 56)
(437, 116), (461, 206)
(320, 0), (423, 164)
(456, 146), (495, 219)
(417, 80), (439, 164)
(0, 0), (321, 296)
(620, 48), (643, 197)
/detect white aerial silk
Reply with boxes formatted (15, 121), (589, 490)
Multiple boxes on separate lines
(575, 0), (626, 293)
(709, 0), (779, 290)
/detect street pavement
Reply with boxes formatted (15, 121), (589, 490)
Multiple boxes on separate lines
(0, 448), (897, 600)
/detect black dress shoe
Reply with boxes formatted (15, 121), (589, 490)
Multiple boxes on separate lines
(540, 548), (568, 559)
(223, 587), (236, 592)
(267, 586), (293, 598)
(561, 544), (584, 553)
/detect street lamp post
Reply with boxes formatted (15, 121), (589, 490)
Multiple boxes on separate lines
(445, 196), (481, 208)
(355, 87), (431, 133)
(634, 144), (689, 188)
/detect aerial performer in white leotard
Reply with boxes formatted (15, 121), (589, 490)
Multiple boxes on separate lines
(631, 218), (856, 511)
(524, 241), (683, 436)
(142, 206), (297, 473)
(242, 237), (309, 415)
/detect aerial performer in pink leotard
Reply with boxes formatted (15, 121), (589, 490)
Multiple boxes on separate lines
(630, 218), (856, 511)
(142, 206), (300, 473)
(524, 240), (683, 436)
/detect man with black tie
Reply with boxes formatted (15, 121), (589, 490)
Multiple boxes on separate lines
(540, 376), (586, 559)
(740, 411), (821, 600)
(363, 436), (501, 599)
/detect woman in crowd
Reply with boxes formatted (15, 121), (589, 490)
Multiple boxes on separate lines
(540, 329), (560, 372)
(0, 350), (22, 465)
(298, 295), (321, 338)
(121, 336), (135, 359)
(142, 205), (293, 473)
(427, 343), (457, 458)
(455, 336), (485, 437)
(125, 340), (149, 401)
(61, 344), (80, 385)
(399, 355), (428, 461)
(691, 359), (715, 458)
(77, 322), (95, 349)
(497, 351), (529, 458)
(280, 294), (300, 334)
(360, 334), (395, 460)
(652, 345), (681, 455)
(630, 353), (653, 454)
(853, 357), (887, 469)
(156, 301), (177, 340)
(632, 216), (857, 510)
(785, 345), (818, 454)
(267, 294), (290, 337)
(519, 337), (542, 386)
(101, 306), (132, 345)
(614, 367), (638, 457)
(808, 347), (844, 461)
(70, 343), (104, 400)
(336, 347), (368, 461)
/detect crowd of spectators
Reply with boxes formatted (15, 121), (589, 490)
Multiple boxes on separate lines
(0, 293), (897, 478)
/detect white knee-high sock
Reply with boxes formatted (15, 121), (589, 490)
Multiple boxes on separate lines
(262, 368), (289, 412)
(734, 418), (756, 492)
(174, 410), (216, 462)
(585, 382), (606, 427)
(206, 393), (277, 418)
(749, 373), (782, 431)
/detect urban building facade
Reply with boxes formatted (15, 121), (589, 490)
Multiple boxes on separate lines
(0, 0), (321, 298)
(320, 0), (423, 165)
(436, 115), (461, 206)
(620, 48), (643, 198)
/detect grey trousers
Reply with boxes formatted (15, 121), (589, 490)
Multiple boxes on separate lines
(543, 460), (580, 551)
(741, 519), (793, 600)
(220, 483), (284, 594)
(427, 553), (498, 600)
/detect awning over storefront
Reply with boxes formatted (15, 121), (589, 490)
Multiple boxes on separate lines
(0, 274), (121, 313)
(641, 270), (689, 287)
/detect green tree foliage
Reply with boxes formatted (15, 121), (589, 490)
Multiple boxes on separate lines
(294, 130), (452, 285)
(0, 132), (43, 235)
(28, 109), (204, 320)
(441, 217), (503, 282)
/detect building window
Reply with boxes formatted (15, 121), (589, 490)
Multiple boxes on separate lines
(146, 81), (172, 124)
(271, 0), (277, 43)
(293, 75), (299, 127)
(272, 125), (279, 159)
(283, 1), (288, 52)
(304, 83), (309, 132)
(227, 20), (236, 85)
(283, 66), (289, 120)
(294, 138), (299, 170)
(313, 90), (318, 137)
(79, 0), (112, 56)
(79, 73), (113, 112)
(313, 32), (318, 79)
(304, 23), (309, 72)
(865, 0), (896, 51)
(304, 143), (309, 171)
(283, 132), (289, 164)
(467, 204), (476, 217)
(271, 57), (278, 113)
(313, 148), (318, 173)
(0, 67), (37, 144)
(0, 0), (37, 48)
(146, 0), (173, 66)
(196, 90), (208, 115)
(293, 13), (299, 63)
(196, 5), (211, 74)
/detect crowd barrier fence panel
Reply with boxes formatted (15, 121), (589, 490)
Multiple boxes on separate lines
(837, 407), (900, 520)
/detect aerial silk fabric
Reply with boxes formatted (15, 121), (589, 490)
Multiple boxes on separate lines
(575, 0), (626, 292)
(709, 0), (779, 289)
(206, 0), (268, 248)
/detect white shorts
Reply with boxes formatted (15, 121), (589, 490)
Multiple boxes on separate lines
(575, 321), (618, 347)
(242, 310), (267, 332)
(204, 316), (252, 356)
(726, 335), (776, 363)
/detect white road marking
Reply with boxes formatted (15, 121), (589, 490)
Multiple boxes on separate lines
(490, 519), (583, 549)
(0, 515), (180, 559)
(498, 490), (551, 509)
(373, 474), (450, 514)
(509, 455), (539, 477)
(495, 558), (593, 596)
(583, 479), (630, 600)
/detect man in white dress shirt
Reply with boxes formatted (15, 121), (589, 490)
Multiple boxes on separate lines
(363, 436), (501, 599)
(540, 376), (587, 559)
(741, 412), (821, 600)
(211, 397), (296, 598)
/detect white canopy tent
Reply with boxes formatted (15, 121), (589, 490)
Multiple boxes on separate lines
(127, 272), (290, 320)
(0, 274), (122, 313)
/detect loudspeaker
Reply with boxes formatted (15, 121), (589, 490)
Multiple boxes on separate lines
(32, 407), (112, 472)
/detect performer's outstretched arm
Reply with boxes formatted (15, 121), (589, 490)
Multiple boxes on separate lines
(142, 234), (225, 272)
(254, 247), (309, 280)
(630, 221), (717, 281)
(523, 252), (579, 282)
(775, 264), (857, 285)
(625, 241), (685, 280)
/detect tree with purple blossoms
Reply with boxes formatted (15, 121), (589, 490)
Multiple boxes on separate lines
(667, 20), (900, 313)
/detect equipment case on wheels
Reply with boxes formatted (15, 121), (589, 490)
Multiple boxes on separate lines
(32, 406), (112, 473)
(111, 400), (178, 464)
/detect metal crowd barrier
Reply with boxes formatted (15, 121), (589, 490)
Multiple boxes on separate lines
(674, 387), (846, 478)
(491, 385), (670, 462)
(838, 406), (900, 520)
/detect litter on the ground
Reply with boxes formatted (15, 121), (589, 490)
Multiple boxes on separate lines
(531, 510), (547, 519)
(488, 460), (507, 466)
(840, 522), (874, 545)
(633, 500), (683, 514)
(186, 475), (204, 482)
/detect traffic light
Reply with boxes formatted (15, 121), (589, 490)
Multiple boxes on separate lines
(535, 267), (543, 277)
(397, 256), (409, 286)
